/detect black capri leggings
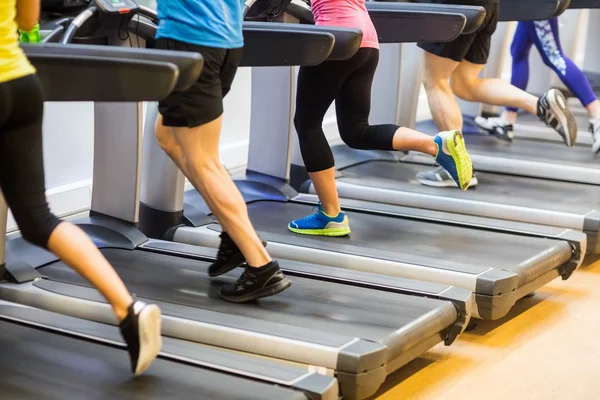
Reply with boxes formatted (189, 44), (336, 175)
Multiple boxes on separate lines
(294, 47), (399, 173)
(0, 74), (61, 248)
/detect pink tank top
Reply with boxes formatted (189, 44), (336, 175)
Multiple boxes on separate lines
(311, 0), (379, 50)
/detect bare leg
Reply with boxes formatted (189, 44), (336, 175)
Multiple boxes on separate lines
(503, 110), (518, 124)
(586, 100), (600, 120)
(392, 127), (438, 156)
(163, 116), (270, 268)
(155, 114), (192, 177)
(309, 168), (340, 216)
(451, 60), (539, 115)
(47, 222), (132, 320)
(422, 52), (464, 131)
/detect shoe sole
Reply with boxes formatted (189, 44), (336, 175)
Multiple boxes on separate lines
(416, 176), (479, 188)
(135, 305), (162, 376)
(591, 126), (600, 154)
(287, 226), (351, 237)
(219, 277), (292, 303)
(547, 90), (577, 147)
(446, 131), (474, 190)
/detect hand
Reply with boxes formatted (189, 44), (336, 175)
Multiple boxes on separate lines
(19, 23), (41, 43)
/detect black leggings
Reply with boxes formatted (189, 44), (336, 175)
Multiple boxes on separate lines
(0, 74), (61, 248)
(294, 48), (399, 173)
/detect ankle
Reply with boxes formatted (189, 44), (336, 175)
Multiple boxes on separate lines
(502, 111), (518, 125)
(321, 206), (341, 217)
(115, 303), (131, 322)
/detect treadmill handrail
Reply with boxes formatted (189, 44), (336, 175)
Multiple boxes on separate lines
(568, 0), (600, 7)
(498, 0), (560, 21)
(366, 8), (466, 43)
(554, 0), (572, 16)
(23, 42), (203, 92)
(24, 52), (179, 102)
(241, 24), (338, 65)
(245, 22), (362, 62)
(370, 2), (486, 34)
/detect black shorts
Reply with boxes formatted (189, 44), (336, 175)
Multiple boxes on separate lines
(418, 2), (499, 65)
(156, 38), (243, 128)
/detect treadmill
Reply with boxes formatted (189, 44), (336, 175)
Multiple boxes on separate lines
(0, 302), (322, 400)
(408, 0), (600, 185)
(0, 19), (340, 400)
(1, 3), (474, 399)
(292, 0), (600, 254)
(492, 0), (600, 143)
(138, 0), (583, 322)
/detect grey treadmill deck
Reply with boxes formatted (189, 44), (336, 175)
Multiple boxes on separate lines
(0, 309), (305, 400)
(517, 111), (591, 134)
(341, 160), (600, 215)
(38, 248), (458, 372)
(241, 201), (571, 288)
(461, 133), (600, 168)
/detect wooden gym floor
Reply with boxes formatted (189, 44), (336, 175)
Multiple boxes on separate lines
(374, 256), (600, 400)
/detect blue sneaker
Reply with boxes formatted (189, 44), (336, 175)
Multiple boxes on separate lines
(429, 130), (473, 190)
(288, 205), (351, 237)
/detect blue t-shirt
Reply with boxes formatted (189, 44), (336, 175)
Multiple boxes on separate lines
(156, 0), (244, 49)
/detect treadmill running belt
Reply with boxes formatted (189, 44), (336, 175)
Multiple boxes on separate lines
(341, 161), (600, 214)
(40, 248), (458, 350)
(463, 134), (600, 167)
(518, 112), (592, 133)
(244, 201), (571, 283)
(0, 319), (305, 400)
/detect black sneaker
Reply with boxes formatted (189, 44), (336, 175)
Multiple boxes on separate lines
(119, 301), (162, 376)
(474, 116), (514, 142)
(219, 261), (292, 303)
(208, 232), (268, 277)
(537, 88), (577, 147)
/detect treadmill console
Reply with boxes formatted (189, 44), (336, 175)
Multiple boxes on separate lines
(95, 0), (139, 15)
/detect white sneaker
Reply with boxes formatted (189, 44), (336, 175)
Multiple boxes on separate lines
(474, 116), (514, 141)
(590, 117), (600, 154)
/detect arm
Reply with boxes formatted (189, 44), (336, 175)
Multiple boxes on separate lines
(16, 0), (40, 32)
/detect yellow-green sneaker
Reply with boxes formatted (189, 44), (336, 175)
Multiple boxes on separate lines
(288, 205), (351, 237)
(432, 130), (473, 190)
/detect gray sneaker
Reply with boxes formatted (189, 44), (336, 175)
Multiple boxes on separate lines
(537, 88), (577, 147)
(416, 166), (479, 188)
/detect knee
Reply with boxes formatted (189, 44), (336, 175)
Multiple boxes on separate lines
(293, 113), (321, 137)
(13, 206), (60, 248)
(338, 124), (366, 149)
(450, 74), (478, 102)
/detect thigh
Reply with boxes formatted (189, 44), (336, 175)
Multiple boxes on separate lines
(465, 2), (500, 65)
(220, 48), (243, 98)
(295, 56), (358, 125)
(510, 22), (534, 59)
(423, 50), (461, 82)
(453, 59), (487, 85)
(0, 76), (47, 214)
(335, 48), (379, 127)
(156, 39), (227, 128)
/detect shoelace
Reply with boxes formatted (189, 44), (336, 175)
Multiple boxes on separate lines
(216, 240), (237, 262)
(236, 268), (258, 290)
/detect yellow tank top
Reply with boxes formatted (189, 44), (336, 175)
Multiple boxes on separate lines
(0, 0), (35, 83)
